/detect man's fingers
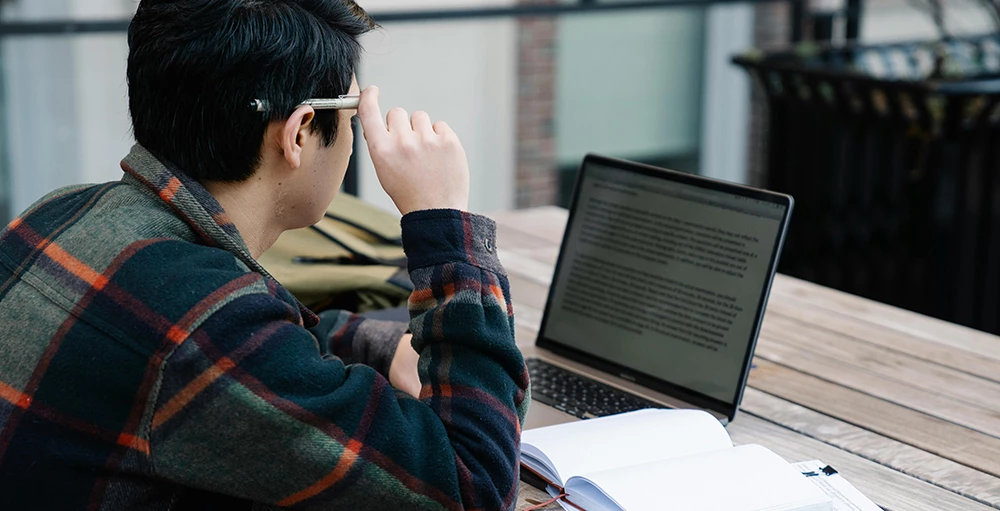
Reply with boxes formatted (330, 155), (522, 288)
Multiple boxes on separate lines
(386, 107), (410, 133)
(432, 121), (453, 136)
(358, 86), (387, 144)
(411, 111), (433, 135)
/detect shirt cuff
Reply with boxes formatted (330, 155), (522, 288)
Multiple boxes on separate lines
(350, 317), (410, 377)
(312, 310), (409, 378)
(400, 209), (505, 276)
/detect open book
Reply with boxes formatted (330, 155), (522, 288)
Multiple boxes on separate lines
(520, 409), (833, 511)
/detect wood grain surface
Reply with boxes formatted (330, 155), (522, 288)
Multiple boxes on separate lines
(495, 208), (1000, 511)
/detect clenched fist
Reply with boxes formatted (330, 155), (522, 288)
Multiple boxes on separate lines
(358, 86), (471, 215)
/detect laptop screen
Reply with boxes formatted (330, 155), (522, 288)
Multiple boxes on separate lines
(538, 157), (790, 408)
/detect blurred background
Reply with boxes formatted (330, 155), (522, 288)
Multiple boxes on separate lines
(2, 0), (1000, 331)
(3, 0), (990, 217)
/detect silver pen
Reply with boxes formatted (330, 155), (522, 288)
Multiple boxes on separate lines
(251, 95), (361, 112)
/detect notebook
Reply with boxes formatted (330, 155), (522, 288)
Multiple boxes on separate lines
(520, 409), (832, 511)
(521, 154), (793, 429)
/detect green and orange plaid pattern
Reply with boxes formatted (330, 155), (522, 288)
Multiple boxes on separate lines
(0, 144), (530, 510)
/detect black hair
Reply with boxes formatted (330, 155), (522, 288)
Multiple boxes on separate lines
(127, 0), (375, 182)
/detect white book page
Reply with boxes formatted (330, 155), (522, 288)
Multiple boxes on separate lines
(566, 444), (832, 511)
(520, 409), (732, 485)
(792, 461), (882, 511)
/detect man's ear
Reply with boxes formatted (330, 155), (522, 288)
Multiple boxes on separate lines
(279, 105), (316, 170)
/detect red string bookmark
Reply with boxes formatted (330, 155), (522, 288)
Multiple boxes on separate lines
(525, 493), (569, 511)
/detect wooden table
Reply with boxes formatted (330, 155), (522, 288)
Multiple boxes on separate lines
(496, 207), (1000, 511)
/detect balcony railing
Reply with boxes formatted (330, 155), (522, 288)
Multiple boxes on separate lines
(0, 1), (859, 40)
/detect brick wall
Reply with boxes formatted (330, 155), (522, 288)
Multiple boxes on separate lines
(515, 2), (559, 208)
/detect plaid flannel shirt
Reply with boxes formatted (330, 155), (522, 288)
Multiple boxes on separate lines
(0, 144), (530, 510)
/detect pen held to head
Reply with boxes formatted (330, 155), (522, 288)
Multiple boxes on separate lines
(251, 95), (361, 113)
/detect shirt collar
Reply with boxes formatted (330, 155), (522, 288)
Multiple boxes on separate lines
(120, 143), (319, 327)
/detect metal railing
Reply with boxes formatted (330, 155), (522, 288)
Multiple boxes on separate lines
(0, 1), (859, 40)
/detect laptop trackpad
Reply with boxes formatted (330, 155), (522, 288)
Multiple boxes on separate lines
(524, 401), (577, 430)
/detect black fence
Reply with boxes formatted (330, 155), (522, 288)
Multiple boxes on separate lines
(736, 35), (1000, 334)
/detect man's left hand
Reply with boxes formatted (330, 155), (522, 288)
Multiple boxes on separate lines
(389, 334), (421, 398)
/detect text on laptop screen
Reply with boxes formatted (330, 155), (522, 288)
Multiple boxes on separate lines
(540, 162), (787, 404)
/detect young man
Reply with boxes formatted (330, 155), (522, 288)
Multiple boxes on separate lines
(0, 1), (529, 509)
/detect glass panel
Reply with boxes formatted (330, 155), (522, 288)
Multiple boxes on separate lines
(555, 8), (707, 206)
(1, 33), (132, 219)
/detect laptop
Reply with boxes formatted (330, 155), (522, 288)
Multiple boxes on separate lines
(521, 154), (793, 429)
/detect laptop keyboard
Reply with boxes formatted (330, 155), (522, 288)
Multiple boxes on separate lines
(526, 358), (666, 420)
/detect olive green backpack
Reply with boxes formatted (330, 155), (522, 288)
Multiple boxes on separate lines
(258, 193), (412, 313)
